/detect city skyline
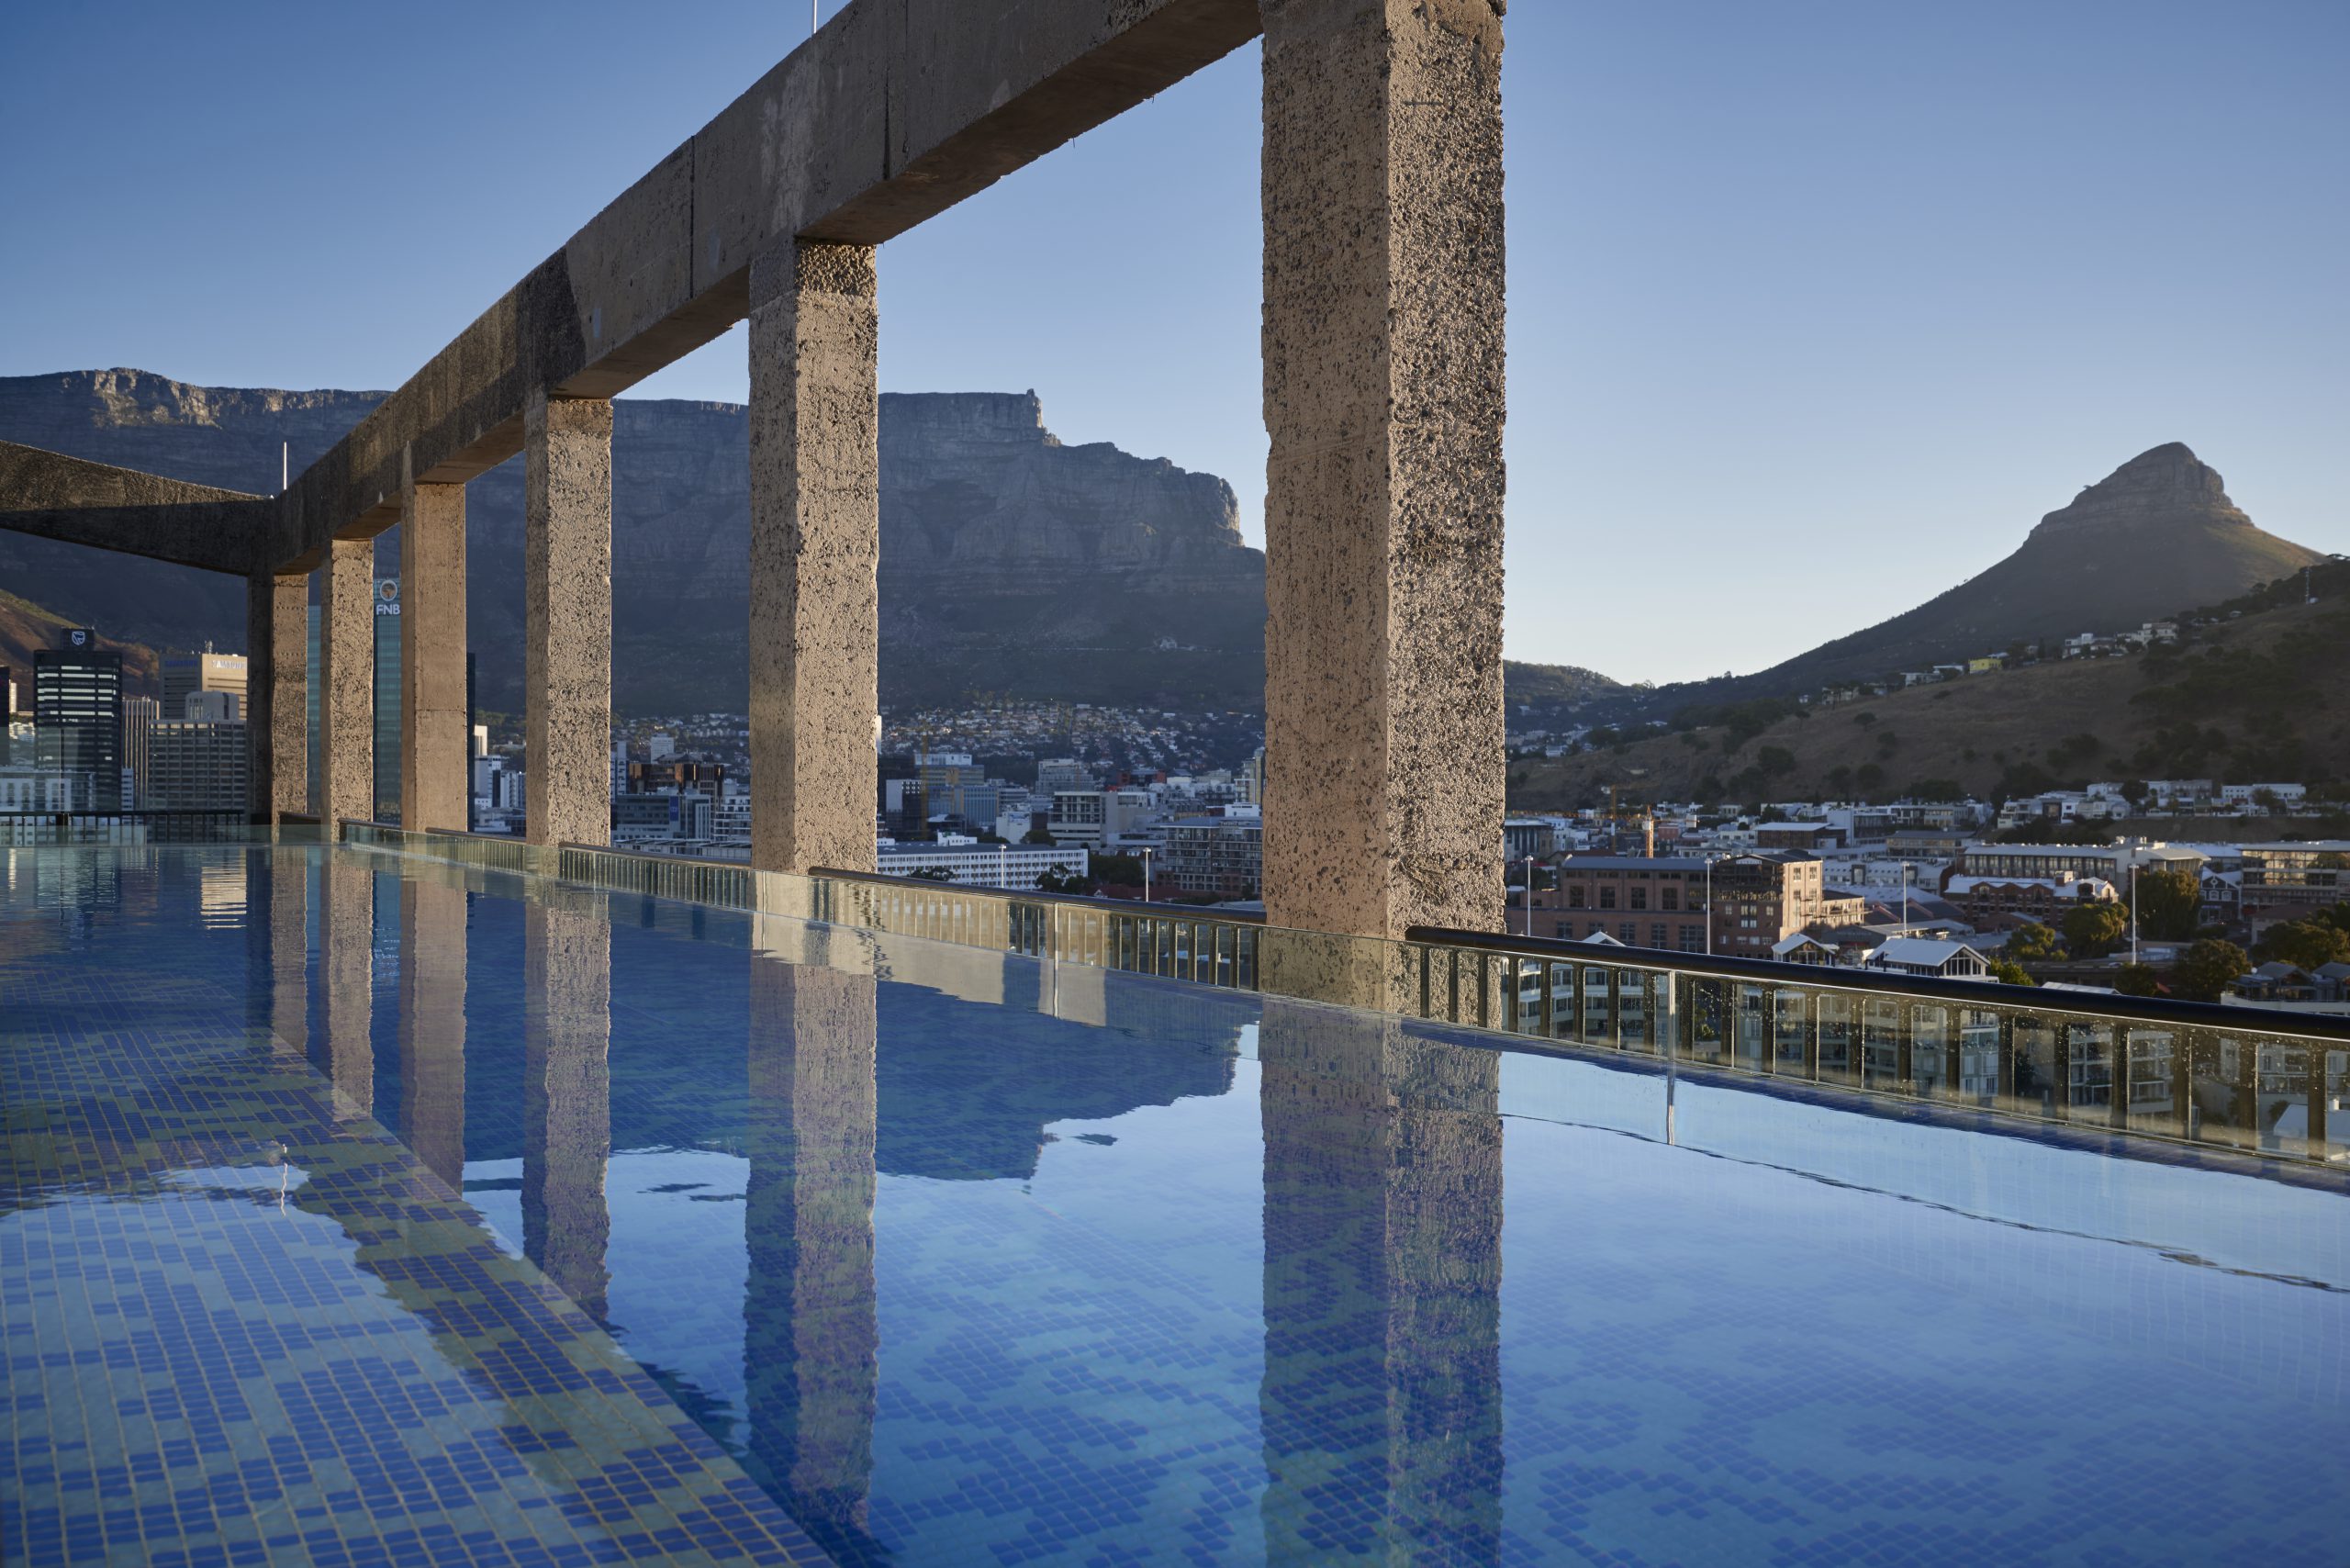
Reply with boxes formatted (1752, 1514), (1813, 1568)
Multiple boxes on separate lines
(4, 1), (2341, 685)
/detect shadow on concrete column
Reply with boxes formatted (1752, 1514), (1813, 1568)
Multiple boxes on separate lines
(247, 571), (308, 822)
(1259, 0), (1507, 940)
(322, 857), (373, 1116)
(747, 238), (879, 876)
(744, 929), (881, 1561)
(1258, 999), (1505, 1563)
(524, 393), (612, 848)
(399, 877), (468, 1192)
(320, 538), (375, 824)
(523, 897), (611, 1320)
(400, 481), (469, 832)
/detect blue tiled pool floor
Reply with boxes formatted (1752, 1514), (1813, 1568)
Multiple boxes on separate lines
(6, 844), (2349, 1566)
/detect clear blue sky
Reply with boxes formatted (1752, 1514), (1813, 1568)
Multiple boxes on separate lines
(4, 0), (2343, 684)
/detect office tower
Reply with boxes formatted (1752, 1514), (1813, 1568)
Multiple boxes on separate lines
(121, 697), (162, 808)
(149, 721), (251, 811)
(161, 651), (249, 719)
(0, 665), (17, 718)
(184, 691), (241, 722)
(34, 629), (123, 811)
(374, 578), (401, 822)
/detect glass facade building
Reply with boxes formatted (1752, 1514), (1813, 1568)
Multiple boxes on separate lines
(32, 630), (123, 811)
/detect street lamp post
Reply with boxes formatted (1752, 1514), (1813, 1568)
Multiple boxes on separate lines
(1524, 855), (1535, 936)
(1142, 847), (1152, 904)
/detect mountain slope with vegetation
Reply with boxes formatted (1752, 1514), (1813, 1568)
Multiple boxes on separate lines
(1512, 564), (2350, 812)
(1634, 443), (2325, 713)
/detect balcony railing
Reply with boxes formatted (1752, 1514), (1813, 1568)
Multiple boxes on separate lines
(337, 820), (2350, 1170)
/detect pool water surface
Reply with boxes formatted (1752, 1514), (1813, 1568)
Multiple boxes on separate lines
(4, 844), (2346, 1566)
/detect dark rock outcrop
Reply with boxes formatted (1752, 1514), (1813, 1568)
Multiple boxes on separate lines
(0, 370), (1269, 713)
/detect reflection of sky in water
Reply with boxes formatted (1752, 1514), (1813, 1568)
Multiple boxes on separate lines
(6, 843), (2348, 1568)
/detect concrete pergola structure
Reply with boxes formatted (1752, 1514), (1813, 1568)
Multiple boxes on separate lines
(0, 0), (1505, 942)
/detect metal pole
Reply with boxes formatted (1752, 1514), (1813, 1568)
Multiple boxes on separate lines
(1523, 855), (1533, 935)
(1704, 857), (1712, 956)
(1142, 847), (1152, 904)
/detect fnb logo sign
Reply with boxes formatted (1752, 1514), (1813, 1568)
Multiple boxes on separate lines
(375, 580), (401, 616)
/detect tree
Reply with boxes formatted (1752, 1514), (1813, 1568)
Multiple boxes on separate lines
(1093, 853), (1147, 888)
(2257, 918), (2350, 970)
(1021, 826), (1058, 846)
(2113, 964), (2163, 997)
(2131, 867), (2201, 940)
(1034, 865), (1089, 895)
(907, 866), (957, 882)
(1757, 745), (1796, 778)
(2175, 939), (2252, 1002)
(2061, 902), (2130, 959)
(2007, 922), (2066, 963)
(1986, 958), (2035, 987)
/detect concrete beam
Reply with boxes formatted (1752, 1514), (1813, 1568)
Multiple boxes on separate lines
(270, 0), (1261, 570)
(0, 441), (269, 576)
(398, 482), (468, 831)
(1259, 0), (1507, 940)
(246, 571), (308, 822)
(319, 539), (375, 823)
(749, 240), (879, 876)
(524, 395), (612, 848)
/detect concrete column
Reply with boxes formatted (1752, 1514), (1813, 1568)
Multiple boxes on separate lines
(322, 858), (373, 1116)
(399, 877), (468, 1192)
(1259, 0), (1506, 940)
(523, 898), (610, 1318)
(748, 240), (880, 876)
(1258, 1000), (1503, 1560)
(744, 951), (879, 1556)
(245, 571), (308, 822)
(399, 482), (469, 831)
(319, 538), (375, 824)
(523, 392), (612, 847)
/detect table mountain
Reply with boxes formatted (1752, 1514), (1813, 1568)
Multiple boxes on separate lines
(0, 369), (1280, 713)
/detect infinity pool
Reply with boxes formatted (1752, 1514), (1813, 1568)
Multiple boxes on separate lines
(5, 844), (2346, 1566)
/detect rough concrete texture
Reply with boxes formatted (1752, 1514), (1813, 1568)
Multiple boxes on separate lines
(324, 859), (373, 1116)
(745, 953), (878, 1531)
(524, 395), (613, 847)
(398, 482), (469, 831)
(319, 539), (375, 823)
(268, 0), (1260, 572)
(0, 439), (271, 575)
(399, 878), (468, 1192)
(246, 572), (308, 822)
(523, 899), (612, 1321)
(1257, 998), (1503, 1557)
(1259, 0), (1506, 940)
(749, 240), (879, 875)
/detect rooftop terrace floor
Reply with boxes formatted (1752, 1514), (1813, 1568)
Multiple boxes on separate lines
(4, 843), (2347, 1565)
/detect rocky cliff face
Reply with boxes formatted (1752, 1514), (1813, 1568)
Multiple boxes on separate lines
(0, 370), (1269, 713)
(2028, 440), (2253, 538)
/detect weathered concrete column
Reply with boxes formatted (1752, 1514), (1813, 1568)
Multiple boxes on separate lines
(245, 571), (308, 822)
(744, 945), (879, 1555)
(399, 877), (468, 1191)
(399, 482), (469, 831)
(319, 538), (376, 824)
(524, 392), (612, 847)
(322, 858), (374, 1116)
(1259, 0), (1506, 939)
(523, 897), (611, 1318)
(747, 240), (880, 875)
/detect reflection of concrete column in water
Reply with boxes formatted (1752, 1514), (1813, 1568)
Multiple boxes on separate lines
(523, 901), (610, 1321)
(268, 854), (309, 1056)
(399, 878), (467, 1191)
(744, 949), (878, 1549)
(322, 859), (373, 1114)
(1259, 1001), (1505, 1564)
